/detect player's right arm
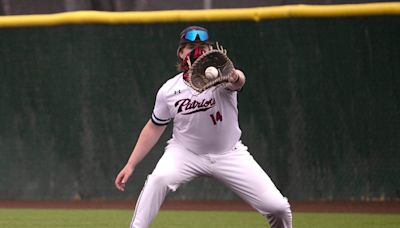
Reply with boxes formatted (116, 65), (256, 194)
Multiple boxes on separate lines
(115, 120), (167, 192)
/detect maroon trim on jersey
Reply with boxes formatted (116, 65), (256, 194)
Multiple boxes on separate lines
(151, 118), (170, 126)
(151, 113), (171, 126)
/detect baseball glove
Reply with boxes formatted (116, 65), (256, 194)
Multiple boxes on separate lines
(187, 43), (235, 92)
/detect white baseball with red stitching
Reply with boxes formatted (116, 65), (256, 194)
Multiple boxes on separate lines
(205, 66), (218, 79)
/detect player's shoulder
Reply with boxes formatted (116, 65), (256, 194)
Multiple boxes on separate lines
(158, 73), (184, 94)
(163, 73), (183, 87)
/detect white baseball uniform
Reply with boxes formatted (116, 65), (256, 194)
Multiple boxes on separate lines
(130, 73), (292, 228)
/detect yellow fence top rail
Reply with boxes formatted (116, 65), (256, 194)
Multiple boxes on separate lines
(1, 2), (400, 28)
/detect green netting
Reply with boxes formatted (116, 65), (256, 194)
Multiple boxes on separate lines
(0, 18), (399, 200)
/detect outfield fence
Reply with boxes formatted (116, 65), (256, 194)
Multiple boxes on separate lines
(0, 3), (399, 201)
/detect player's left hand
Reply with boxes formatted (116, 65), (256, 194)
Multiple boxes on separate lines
(228, 70), (240, 83)
(227, 69), (245, 90)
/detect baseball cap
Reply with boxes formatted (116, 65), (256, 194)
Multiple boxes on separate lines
(179, 26), (212, 45)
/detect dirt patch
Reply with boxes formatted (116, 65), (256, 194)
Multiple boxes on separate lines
(0, 200), (399, 214)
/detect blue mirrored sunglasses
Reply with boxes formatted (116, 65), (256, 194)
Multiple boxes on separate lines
(182, 29), (209, 42)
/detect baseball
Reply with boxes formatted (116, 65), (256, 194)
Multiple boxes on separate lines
(205, 66), (219, 79)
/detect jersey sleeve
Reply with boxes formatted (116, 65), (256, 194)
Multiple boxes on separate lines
(151, 86), (172, 126)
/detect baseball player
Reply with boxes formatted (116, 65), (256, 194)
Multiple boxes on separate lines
(115, 26), (292, 228)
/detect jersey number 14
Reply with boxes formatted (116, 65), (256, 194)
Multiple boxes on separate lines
(210, 111), (223, 125)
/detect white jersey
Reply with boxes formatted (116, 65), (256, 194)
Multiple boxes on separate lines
(151, 73), (242, 154)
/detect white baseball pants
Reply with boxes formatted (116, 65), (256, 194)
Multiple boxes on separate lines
(130, 140), (292, 228)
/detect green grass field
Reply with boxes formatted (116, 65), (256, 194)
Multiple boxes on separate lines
(0, 208), (399, 228)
